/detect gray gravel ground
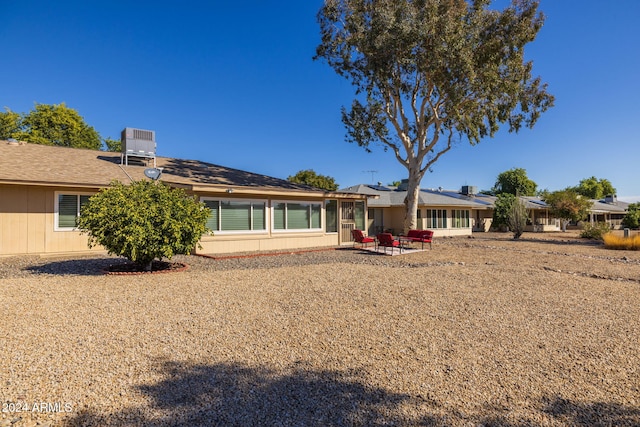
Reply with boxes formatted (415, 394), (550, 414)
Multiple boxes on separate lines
(1, 232), (639, 426)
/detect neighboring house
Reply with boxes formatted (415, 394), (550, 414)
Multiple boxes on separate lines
(341, 182), (567, 235)
(0, 141), (368, 256)
(340, 182), (493, 237)
(588, 195), (629, 229)
(478, 195), (562, 232)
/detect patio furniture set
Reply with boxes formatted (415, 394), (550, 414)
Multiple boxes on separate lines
(351, 229), (433, 255)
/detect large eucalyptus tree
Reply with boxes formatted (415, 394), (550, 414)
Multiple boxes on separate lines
(316, 0), (554, 231)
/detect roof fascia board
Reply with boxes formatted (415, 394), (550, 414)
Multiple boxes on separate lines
(188, 185), (369, 199)
(0, 179), (109, 189)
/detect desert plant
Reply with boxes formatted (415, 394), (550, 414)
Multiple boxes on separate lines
(507, 197), (529, 239)
(603, 233), (640, 250)
(77, 180), (210, 271)
(580, 222), (611, 240)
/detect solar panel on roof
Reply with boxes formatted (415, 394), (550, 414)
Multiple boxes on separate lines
(368, 184), (392, 191)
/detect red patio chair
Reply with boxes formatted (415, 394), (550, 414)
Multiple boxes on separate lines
(376, 233), (401, 254)
(351, 229), (375, 249)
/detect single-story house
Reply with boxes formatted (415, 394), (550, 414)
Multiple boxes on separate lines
(587, 195), (629, 229)
(342, 180), (634, 234)
(340, 182), (567, 235)
(340, 182), (494, 237)
(0, 141), (368, 257)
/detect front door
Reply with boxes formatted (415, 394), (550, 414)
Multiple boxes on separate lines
(340, 201), (366, 243)
(341, 201), (356, 243)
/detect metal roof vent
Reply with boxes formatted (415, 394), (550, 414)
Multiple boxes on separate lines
(121, 127), (156, 167)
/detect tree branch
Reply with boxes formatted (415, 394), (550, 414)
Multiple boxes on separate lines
(420, 128), (454, 175)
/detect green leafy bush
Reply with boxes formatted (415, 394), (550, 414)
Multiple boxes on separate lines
(543, 189), (592, 232)
(78, 180), (210, 270)
(492, 193), (516, 231)
(580, 222), (611, 240)
(621, 203), (640, 229)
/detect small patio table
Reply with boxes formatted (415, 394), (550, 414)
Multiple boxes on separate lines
(397, 235), (413, 251)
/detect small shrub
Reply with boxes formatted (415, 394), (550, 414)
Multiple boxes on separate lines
(492, 193), (516, 231)
(580, 222), (611, 240)
(603, 233), (640, 250)
(78, 180), (210, 271)
(621, 202), (640, 229)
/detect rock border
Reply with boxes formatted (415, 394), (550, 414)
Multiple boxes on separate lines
(102, 261), (189, 275)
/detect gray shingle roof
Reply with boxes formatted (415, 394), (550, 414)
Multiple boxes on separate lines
(340, 184), (493, 208)
(0, 141), (360, 198)
(590, 199), (629, 213)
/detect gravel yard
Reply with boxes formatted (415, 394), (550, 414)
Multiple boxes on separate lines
(1, 232), (639, 426)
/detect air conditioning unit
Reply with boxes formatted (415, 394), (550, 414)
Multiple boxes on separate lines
(461, 185), (478, 196)
(121, 127), (156, 166)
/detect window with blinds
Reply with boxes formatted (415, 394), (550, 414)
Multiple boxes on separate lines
(425, 209), (448, 229)
(202, 199), (266, 233)
(273, 201), (322, 231)
(325, 200), (338, 233)
(452, 209), (470, 228)
(354, 201), (365, 231)
(56, 193), (92, 229)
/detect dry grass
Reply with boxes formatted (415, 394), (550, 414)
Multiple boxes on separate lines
(604, 233), (640, 250)
(1, 232), (640, 426)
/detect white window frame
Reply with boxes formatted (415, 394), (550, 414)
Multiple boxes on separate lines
(54, 191), (95, 231)
(200, 197), (269, 235)
(271, 200), (323, 233)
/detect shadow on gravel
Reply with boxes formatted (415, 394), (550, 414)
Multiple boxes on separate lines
(542, 396), (640, 426)
(61, 359), (640, 426)
(471, 234), (603, 247)
(24, 258), (125, 276)
(64, 360), (423, 426)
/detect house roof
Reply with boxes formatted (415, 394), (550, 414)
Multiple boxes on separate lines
(589, 198), (629, 213)
(340, 184), (575, 211)
(0, 141), (365, 199)
(340, 184), (493, 209)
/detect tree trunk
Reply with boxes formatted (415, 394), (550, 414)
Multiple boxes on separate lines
(403, 169), (423, 234)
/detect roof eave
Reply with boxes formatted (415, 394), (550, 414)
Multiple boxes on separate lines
(188, 184), (370, 199)
(0, 179), (109, 189)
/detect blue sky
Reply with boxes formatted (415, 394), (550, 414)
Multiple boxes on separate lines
(2, 1), (639, 199)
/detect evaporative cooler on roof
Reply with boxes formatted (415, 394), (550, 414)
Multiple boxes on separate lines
(121, 127), (156, 167)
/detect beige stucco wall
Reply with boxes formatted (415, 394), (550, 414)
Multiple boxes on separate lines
(382, 207), (406, 235)
(0, 184), (105, 256)
(197, 233), (339, 255)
